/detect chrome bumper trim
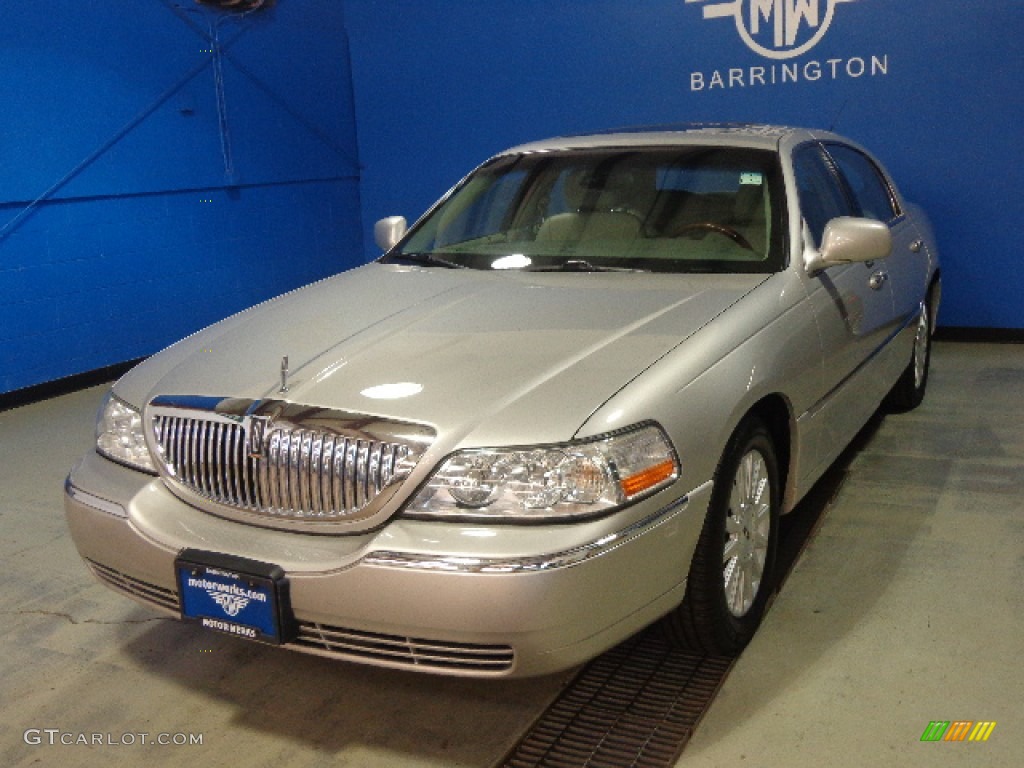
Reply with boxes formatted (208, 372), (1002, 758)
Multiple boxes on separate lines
(65, 476), (127, 519)
(362, 484), (709, 574)
(292, 622), (515, 674)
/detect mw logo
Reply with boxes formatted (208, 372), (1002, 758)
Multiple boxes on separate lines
(685, 0), (857, 60)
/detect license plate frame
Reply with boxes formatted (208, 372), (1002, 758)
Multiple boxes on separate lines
(175, 549), (295, 645)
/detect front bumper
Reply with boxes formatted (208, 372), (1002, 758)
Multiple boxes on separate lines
(64, 450), (709, 677)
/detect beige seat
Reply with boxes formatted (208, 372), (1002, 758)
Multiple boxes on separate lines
(535, 166), (648, 244)
(536, 210), (642, 242)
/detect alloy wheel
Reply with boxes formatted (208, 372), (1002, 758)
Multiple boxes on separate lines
(723, 449), (772, 618)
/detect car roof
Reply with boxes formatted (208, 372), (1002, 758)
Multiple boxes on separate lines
(501, 123), (838, 155)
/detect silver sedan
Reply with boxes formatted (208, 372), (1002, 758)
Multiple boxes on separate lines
(65, 124), (940, 677)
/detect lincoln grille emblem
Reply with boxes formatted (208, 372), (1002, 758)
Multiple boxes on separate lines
(248, 416), (269, 459)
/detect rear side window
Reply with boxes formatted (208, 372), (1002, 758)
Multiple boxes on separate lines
(824, 143), (899, 222)
(792, 144), (852, 247)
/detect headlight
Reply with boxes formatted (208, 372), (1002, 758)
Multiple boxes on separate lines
(96, 393), (156, 474)
(404, 423), (678, 521)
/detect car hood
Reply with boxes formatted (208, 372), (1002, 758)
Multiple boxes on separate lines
(118, 263), (767, 450)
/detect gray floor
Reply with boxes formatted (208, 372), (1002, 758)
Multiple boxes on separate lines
(1, 342), (1021, 767)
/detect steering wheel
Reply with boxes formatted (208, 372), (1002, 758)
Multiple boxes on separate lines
(672, 221), (754, 252)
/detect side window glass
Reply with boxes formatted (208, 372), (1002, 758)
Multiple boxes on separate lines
(824, 144), (898, 222)
(792, 144), (851, 247)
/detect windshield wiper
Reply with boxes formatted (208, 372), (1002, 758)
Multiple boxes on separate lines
(525, 259), (648, 273)
(386, 252), (467, 269)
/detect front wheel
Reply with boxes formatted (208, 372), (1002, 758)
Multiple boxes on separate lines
(664, 416), (780, 656)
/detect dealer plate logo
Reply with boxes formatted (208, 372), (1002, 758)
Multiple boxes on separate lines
(208, 590), (250, 617)
(685, 0), (857, 60)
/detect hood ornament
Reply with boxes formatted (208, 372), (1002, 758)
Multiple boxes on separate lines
(279, 355), (290, 394)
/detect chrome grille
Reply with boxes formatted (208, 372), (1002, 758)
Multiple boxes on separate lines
(154, 416), (259, 508)
(147, 396), (434, 526)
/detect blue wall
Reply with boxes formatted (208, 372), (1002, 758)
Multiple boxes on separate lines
(346, 0), (1024, 330)
(3, 1), (1022, 396)
(0, 0), (363, 395)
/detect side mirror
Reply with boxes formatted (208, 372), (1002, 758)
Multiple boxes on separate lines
(374, 216), (408, 251)
(804, 217), (892, 275)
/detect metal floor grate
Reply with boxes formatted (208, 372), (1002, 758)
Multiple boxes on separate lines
(500, 629), (732, 768)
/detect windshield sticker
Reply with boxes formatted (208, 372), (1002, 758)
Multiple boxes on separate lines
(740, 172), (764, 186)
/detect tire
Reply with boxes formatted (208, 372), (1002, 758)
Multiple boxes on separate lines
(885, 287), (934, 413)
(664, 415), (780, 656)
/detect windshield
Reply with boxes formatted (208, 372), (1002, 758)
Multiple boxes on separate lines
(386, 146), (786, 273)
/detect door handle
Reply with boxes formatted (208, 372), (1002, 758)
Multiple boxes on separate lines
(910, 239), (923, 253)
(869, 271), (889, 291)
